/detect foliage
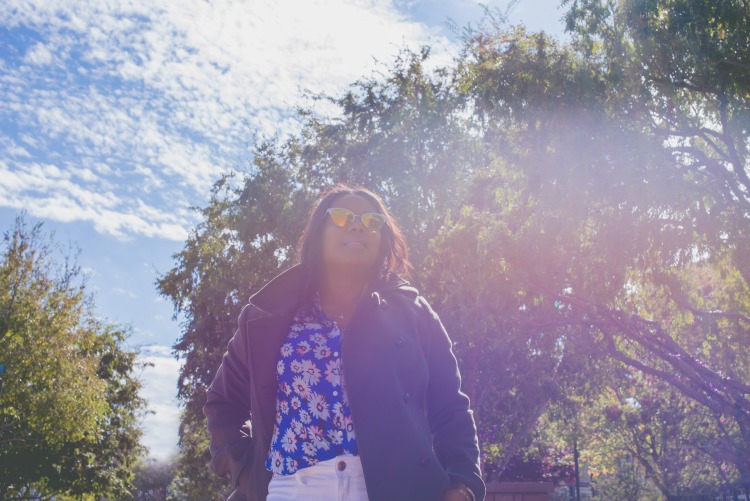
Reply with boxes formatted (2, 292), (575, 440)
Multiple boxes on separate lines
(490, 444), (575, 484)
(0, 216), (146, 499)
(559, 0), (750, 489)
(125, 456), (178, 501)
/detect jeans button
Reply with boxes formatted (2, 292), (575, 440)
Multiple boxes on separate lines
(337, 460), (347, 471)
(403, 392), (410, 403)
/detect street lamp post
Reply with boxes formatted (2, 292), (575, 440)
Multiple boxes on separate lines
(573, 436), (581, 501)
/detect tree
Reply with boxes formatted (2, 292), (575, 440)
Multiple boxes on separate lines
(0, 216), (146, 499)
(126, 456), (178, 501)
(558, 0), (750, 487)
(424, 24), (665, 476)
(431, 7), (749, 489)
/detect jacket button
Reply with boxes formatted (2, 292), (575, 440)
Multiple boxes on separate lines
(396, 336), (406, 347)
(420, 456), (431, 467)
(337, 460), (347, 471)
(225, 472), (232, 480)
(403, 392), (410, 403)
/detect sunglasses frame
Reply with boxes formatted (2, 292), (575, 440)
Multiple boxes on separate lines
(326, 208), (386, 231)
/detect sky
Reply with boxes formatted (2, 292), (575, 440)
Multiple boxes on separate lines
(0, 0), (567, 462)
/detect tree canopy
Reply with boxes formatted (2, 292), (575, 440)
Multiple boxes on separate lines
(0, 217), (147, 499)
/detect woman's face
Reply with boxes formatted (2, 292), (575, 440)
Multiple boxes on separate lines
(321, 194), (383, 276)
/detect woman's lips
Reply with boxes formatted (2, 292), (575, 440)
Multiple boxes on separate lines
(344, 241), (365, 248)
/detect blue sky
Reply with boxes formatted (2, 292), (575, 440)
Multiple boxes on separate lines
(0, 0), (567, 461)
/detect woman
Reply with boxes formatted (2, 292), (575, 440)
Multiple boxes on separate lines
(204, 185), (485, 501)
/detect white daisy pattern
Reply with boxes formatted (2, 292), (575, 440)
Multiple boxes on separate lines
(281, 343), (293, 357)
(265, 295), (358, 475)
(325, 359), (342, 387)
(290, 396), (302, 411)
(285, 457), (299, 474)
(299, 409), (312, 425)
(308, 392), (330, 420)
(269, 450), (284, 475)
(281, 428), (297, 453)
(300, 359), (322, 386)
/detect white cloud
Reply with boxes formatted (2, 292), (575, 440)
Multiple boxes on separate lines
(0, 156), (191, 240)
(0, 0), (457, 241)
(24, 42), (54, 65)
(138, 347), (182, 461)
(113, 287), (138, 298)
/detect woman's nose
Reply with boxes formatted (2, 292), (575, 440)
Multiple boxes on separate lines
(347, 218), (365, 232)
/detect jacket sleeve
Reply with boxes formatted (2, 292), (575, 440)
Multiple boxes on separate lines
(419, 297), (486, 501)
(203, 305), (255, 493)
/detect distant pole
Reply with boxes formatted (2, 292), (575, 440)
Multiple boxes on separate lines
(573, 437), (581, 501)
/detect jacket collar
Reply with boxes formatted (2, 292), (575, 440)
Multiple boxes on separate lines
(249, 264), (413, 317)
(248, 264), (308, 317)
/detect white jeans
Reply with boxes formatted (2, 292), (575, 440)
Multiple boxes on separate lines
(267, 455), (370, 501)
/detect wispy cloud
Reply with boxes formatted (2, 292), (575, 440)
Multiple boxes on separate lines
(0, 0), (454, 241)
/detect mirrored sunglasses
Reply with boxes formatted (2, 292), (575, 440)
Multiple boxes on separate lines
(326, 208), (386, 231)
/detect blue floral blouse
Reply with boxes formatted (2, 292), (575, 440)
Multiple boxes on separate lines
(265, 295), (358, 475)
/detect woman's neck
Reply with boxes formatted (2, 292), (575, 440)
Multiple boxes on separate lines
(320, 271), (368, 303)
(319, 270), (370, 325)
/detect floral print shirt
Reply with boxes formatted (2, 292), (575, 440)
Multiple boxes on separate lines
(265, 295), (358, 475)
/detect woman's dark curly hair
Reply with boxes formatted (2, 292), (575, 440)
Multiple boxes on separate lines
(295, 184), (411, 290)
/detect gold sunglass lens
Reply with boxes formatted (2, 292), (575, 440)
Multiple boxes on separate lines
(361, 213), (385, 230)
(327, 208), (354, 227)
